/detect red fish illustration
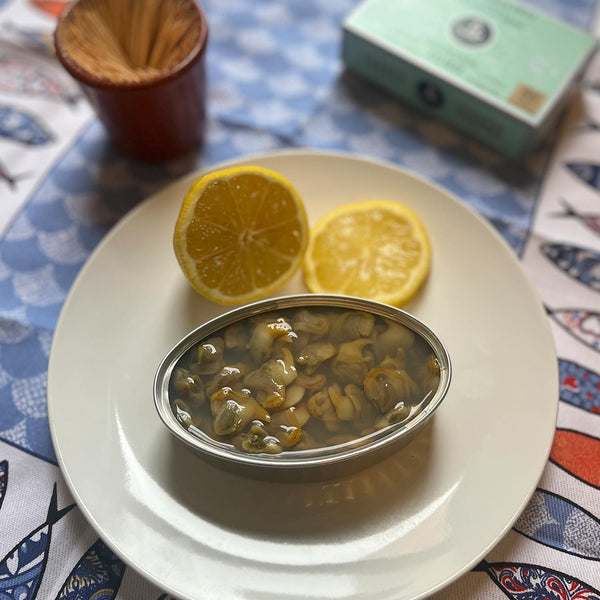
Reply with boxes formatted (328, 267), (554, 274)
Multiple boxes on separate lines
(474, 560), (600, 600)
(550, 428), (600, 489)
(29, 0), (69, 18)
(546, 306), (600, 352)
(0, 52), (81, 104)
(559, 358), (600, 414)
(553, 199), (600, 237)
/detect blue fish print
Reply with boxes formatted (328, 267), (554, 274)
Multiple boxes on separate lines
(0, 461), (6, 512)
(0, 484), (74, 600)
(474, 560), (600, 600)
(0, 106), (53, 145)
(559, 358), (600, 413)
(553, 200), (600, 237)
(54, 538), (125, 600)
(514, 488), (600, 560)
(546, 306), (600, 352)
(541, 243), (600, 292)
(567, 162), (600, 191)
(0, 160), (28, 189)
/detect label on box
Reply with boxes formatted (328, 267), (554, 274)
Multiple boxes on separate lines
(344, 0), (597, 127)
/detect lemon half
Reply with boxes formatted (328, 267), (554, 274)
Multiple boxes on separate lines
(303, 200), (431, 306)
(174, 166), (308, 305)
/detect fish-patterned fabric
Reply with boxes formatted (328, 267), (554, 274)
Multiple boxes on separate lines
(0, 0), (599, 599)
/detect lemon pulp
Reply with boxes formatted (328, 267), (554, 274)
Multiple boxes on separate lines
(173, 166), (308, 305)
(303, 200), (431, 306)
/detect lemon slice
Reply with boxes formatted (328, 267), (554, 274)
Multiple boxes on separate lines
(303, 200), (431, 306)
(173, 166), (308, 305)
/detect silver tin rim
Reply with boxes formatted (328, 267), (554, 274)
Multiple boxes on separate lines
(153, 294), (451, 472)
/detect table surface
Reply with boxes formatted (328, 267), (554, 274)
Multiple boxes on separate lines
(0, 0), (599, 599)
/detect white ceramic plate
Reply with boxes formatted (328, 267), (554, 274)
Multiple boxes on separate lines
(48, 151), (558, 600)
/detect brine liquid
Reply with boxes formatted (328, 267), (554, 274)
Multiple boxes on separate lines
(169, 306), (440, 455)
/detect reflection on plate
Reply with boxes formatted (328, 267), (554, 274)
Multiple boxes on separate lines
(47, 151), (558, 600)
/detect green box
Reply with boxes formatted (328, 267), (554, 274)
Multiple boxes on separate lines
(342, 0), (597, 157)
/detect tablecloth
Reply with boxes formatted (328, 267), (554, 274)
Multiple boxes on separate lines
(0, 0), (599, 598)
